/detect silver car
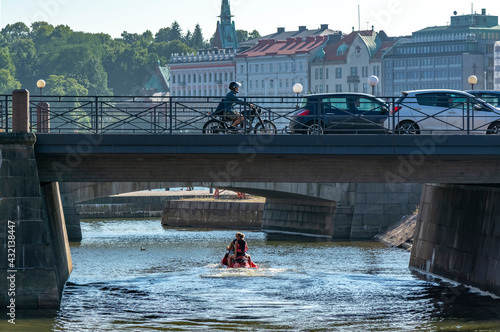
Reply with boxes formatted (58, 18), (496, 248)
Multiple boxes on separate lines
(385, 89), (500, 134)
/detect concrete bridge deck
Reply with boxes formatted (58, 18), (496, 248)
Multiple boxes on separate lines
(34, 133), (500, 183)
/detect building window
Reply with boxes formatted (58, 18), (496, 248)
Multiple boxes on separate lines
(350, 67), (358, 77)
(336, 84), (342, 92)
(315, 69), (319, 80)
(320, 68), (323, 79)
(172, 75), (176, 84)
(336, 68), (342, 79)
(326, 68), (329, 80)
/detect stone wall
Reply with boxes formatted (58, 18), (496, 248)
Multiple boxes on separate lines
(162, 200), (264, 229)
(410, 184), (500, 296)
(348, 183), (421, 239)
(0, 133), (72, 308)
(77, 195), (174, 219)
(261, 198), (337, 237)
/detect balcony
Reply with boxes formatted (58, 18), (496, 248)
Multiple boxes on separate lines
(347, 76), (360, 83)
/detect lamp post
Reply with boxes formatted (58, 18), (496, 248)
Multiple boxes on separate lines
(293, 83), (303, 108)
(468, 75), (477, 90)
(368, 75), (379, 95)
(37, 79), (46, 100)
(36, 79), (50, 132)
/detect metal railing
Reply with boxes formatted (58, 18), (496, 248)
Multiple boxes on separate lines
(0, 94), (499, 135)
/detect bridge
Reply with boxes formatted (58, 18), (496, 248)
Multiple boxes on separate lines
(1, 90), (499, 309)
(33, 133), (500, 183)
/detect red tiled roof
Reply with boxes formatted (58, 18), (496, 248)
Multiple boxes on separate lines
(237, 35), (328, 57)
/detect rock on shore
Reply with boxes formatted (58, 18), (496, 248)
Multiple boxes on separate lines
(373, 213), (417, 250)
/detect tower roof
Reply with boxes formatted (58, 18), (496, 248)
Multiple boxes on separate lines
(213, 0), (239, 49)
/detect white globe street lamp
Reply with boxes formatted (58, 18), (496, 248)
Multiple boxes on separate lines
(293, 83), (303, 108)
(37, 79), (46, 99)
(367, 75), (379, 95)
(468, 75), (478, 90)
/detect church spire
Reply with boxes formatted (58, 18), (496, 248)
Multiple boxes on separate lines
(213, 0), (239, 49)
(220, 0), (233, 24)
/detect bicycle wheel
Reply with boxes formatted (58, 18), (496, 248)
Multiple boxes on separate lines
(203, 119), (226, 134)
(254, 120), (277, 134)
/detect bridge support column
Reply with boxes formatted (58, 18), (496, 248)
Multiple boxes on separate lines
(261, 198), (336, 237)
(59, 183), (82, 242)
(410, 184), (500, 296)
(0, 133), (72, 308)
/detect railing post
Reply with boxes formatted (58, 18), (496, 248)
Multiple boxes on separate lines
(467, 98), (470, 135)
(169, 97), (173, 135)
(36, 102), (50, 133)
(95, 96), (99, 134)
(12, 89), (30, 133)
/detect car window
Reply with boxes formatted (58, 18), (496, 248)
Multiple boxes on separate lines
(416, 93), (441, 107)
(448, 94), (467, 108)
(355, 97), (379, 112)
(478, 94), (500, 107)
(321, 97), (349, 114)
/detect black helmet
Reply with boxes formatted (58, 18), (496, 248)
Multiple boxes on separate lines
(229, 82), (241, 92)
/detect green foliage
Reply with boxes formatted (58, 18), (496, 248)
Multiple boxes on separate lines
(46, 75), (88, 96)
(0, 69), (21, 94)
(0, 20), (260, 96)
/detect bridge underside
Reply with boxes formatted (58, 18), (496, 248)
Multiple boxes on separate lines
(34, 134), (500, 184)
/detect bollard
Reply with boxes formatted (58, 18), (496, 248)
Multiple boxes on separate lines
(12, 89), (30, 132)
(37, 102), (51, 133)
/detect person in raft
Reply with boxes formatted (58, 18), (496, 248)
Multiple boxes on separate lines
(227, 232), (252, 266)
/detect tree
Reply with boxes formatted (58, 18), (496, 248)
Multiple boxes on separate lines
(0, 69), (21, 94)
(236, 30), (248, 44)
(191, 24), (205, 49)
(46, 74), (88, 96)
(1, 22), (30, 42)
(9, 39), (37, 89)
(30, 21), (55, 45)
(0, 47), (16, 75)
(155, 21), (182, 43)
(249, 30), (261, 40)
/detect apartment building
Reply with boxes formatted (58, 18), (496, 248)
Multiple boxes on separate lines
(383, 8), (500, 95)
(309, 29), (396, 96)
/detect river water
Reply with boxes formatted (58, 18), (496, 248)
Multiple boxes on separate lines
(3, 218), (500, 331)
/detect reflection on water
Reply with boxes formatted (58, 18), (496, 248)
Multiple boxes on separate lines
(2, 219), (499, 331)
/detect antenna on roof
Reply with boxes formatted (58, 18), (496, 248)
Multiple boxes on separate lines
(358, 5), (361, 31)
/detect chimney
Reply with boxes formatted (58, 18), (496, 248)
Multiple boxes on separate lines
(320, 24), (329, 30)
(482, 8), (486, 15)
(277, 27), (285, 33)
(298, 26), (307, 32)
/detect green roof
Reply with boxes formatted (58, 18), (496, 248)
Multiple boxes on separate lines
(360, 33), (381, 58)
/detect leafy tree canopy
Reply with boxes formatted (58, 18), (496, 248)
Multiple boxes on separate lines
(0, 20), (259, 96)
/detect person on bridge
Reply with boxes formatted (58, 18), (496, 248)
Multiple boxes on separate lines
(228, 232), (253, 266)
(215, 82), (254, 131)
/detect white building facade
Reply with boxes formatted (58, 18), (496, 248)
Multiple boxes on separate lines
(310, 30), (395, 96)
(168, 49), (236, 98)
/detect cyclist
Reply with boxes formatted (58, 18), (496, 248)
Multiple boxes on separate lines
(214, 82), (254, 131)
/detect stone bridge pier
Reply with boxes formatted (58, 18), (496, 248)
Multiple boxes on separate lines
(410, 184), (500, 296)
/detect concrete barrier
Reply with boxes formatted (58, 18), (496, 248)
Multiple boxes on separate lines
(161, 200), (264, 229)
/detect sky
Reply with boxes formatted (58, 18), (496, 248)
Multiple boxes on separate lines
(1, 0), (500, 39)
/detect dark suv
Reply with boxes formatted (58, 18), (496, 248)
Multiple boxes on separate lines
(287, 93), (389, 134)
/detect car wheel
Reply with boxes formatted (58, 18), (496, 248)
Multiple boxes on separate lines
(202, 119), (226, 134)
(396, 121), (420, 135)
(306, 123), (324, 135)
(487, 122), (500, 135)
